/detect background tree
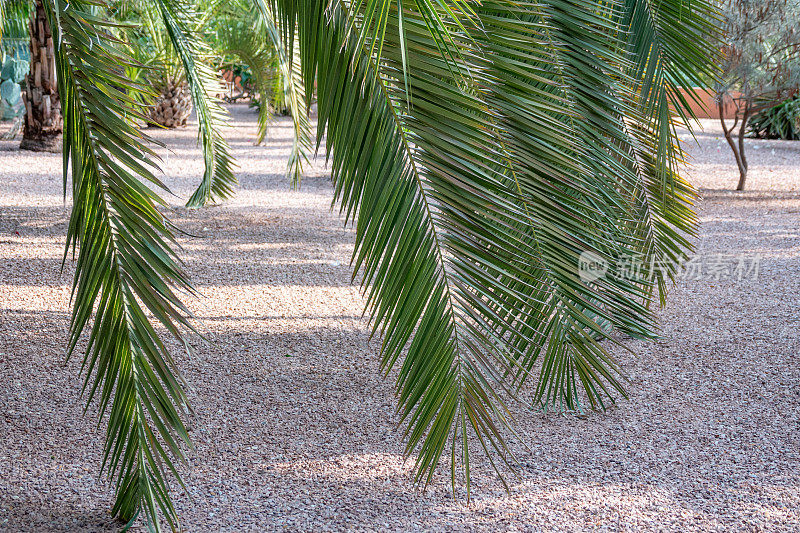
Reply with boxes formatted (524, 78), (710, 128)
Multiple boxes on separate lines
(717, 0), (800, 190)
(19, 0), (60, 151)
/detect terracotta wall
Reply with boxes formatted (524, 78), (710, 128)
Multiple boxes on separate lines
(221, 70), (244, 92)
(675, 87), (740, 120)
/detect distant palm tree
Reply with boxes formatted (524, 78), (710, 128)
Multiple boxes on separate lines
(1, 0), (719, 530)
(4, 0), (242, 202)
(16, 0), (60, 151)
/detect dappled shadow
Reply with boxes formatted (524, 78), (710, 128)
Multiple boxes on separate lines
(700, 188), (800, 202)
(0, 493), (120, 533)
(0, 202), (357, 288)
(4, 302), (798, 530)
(6, 280), (798, 528)
(0, 205), (69, 233)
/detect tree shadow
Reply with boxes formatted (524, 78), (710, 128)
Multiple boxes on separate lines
(3, 301), (797, 530)
(0, 492), (122, 533)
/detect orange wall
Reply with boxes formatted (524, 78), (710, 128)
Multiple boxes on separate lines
(675, 87), (740, 120)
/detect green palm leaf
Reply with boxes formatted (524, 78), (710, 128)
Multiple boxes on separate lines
(0, 0), (30, 46)
(48, 0), (194, 529)
(293, 1), (529, 489)
(152, 0), (238, 208)
(474, 0), (650, 410)
(212, 7), (279, 144)
(621, 0), (720, 299)
(271, 0), (718, 486)
(252, 0), (311, 187)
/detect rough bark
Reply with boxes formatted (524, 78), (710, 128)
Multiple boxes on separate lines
(20, 0), (62, 152)
(147, 80), (193, 128)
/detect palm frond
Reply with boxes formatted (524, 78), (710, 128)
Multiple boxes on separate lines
(288, 0), (534, 490)
(152, 0), (238, 208)
(621, 0), (720, 299)
(472, 0), (716, 411)
(48, 0), (193, 529)
(252, 0), (311, 187)
(471, 1), (647, 412)
(280, 0), (654, 486)
(274, 0), (717, 487)
(212, 9), (278, 143)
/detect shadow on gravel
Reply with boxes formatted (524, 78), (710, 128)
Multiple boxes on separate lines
(0, 493), (120, 533)
(700, 188), (800, 201)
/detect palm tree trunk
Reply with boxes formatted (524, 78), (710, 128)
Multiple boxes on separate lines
(20, 0), (62, 152)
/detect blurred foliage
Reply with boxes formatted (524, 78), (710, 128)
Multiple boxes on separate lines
(1, 0), (30, 57)
(749, 96), (800, 139)
(717, 0), (800, 100)
(1, 0), (30, 123)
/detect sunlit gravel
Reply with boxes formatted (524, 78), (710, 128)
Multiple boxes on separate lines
(1, 107), (798, 531)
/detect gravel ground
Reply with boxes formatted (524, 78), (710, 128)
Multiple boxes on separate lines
(0, 106), (798, 532)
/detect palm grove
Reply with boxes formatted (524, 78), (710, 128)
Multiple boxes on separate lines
(0, 0), (718, 531)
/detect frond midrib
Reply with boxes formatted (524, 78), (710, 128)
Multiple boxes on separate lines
(57, 10), (184, 528)
(343, 11), (469, 361)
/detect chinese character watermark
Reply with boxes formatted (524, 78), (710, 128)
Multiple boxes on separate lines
(578, 251), (761, 283)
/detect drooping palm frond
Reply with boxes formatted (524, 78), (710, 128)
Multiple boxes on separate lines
(275, 28), (310, 187)
(266, 0), (717, 488)
(151, 0), (237, 207)
(289, 1), (535, 490)
(211, 7), (279, 143)
(472, 0), (652, 411)
(478, 0), (718, 406)
(621, 0), (720, 300)
(251, 0), (311, 186)
(271, 0), (634, 487)
(47, 0), (193, 530)
(45, 0), (718, 529)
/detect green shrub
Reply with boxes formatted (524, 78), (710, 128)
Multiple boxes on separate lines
(748, 96), (800, 140)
